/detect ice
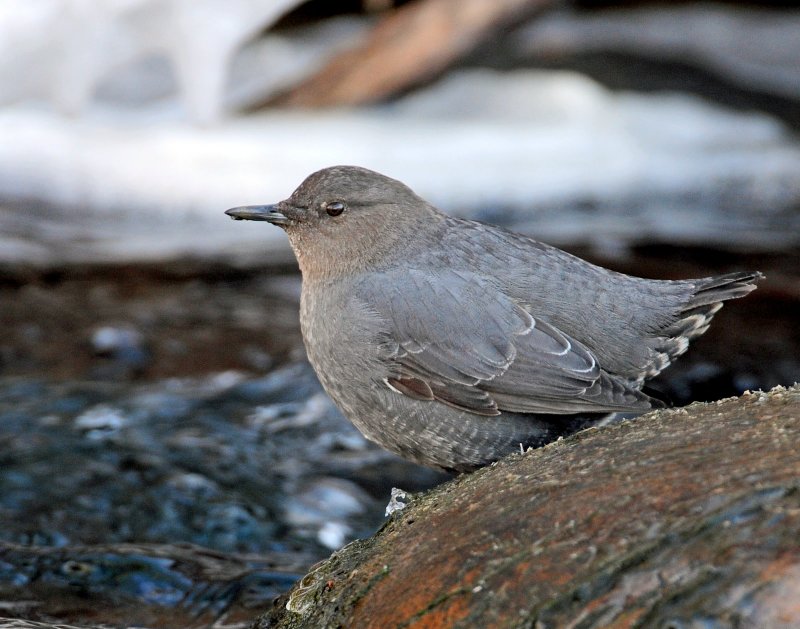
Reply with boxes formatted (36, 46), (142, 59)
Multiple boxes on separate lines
(385, 488), (409, 517)
(0, 0), (306, 123)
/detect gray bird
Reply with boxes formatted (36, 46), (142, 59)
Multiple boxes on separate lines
(226, 166), (761, 472)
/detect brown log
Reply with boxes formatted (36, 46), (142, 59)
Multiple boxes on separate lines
(272, 0), (556, 108)
(255, 385), (800, 627)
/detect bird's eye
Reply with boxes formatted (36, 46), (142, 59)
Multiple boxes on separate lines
(325, 201), (345, 217)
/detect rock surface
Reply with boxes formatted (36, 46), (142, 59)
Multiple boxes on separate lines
(256, 385), (800, 628)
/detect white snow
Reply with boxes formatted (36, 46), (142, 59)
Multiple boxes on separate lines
(0, 0), (314, 123)
(1, 1), (799, 264)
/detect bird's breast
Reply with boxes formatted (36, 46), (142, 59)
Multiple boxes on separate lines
(299, 279), (388, 404)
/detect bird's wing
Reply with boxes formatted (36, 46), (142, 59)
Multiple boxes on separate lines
(357, 269), (655, 416)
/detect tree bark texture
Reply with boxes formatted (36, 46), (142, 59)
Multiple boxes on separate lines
(256, 385), (800, 628)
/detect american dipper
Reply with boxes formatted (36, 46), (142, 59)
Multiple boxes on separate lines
(226, 166), (762, 472)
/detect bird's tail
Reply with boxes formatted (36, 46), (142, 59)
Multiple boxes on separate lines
(642, 271), (763, 382)
(685, 271), (764, 310)
(664, 271), (763, 347)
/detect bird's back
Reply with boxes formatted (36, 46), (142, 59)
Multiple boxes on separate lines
(438, 216), (761, 385)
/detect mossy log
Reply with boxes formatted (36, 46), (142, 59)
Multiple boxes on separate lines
(255, 385), (800, 628)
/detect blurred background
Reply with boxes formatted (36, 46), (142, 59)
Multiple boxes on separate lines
(0, 0), (798, 626)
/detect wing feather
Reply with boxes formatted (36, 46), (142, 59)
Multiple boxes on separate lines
(359, 269), (656, 416)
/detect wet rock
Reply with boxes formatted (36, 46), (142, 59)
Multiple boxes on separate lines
(256, 385), (800, 628)
(90, 325), (143, 356)
(89, 325), (150, 380)
(241, 344), (274, 372)
(284, 477), (375, 550)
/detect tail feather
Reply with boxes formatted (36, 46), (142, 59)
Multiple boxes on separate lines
(671, 271), (763, 340)
(642, 271), (762, 382)
(685, 271), (764, 310)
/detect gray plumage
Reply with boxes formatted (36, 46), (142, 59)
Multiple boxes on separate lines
(226, 166), (762, 472)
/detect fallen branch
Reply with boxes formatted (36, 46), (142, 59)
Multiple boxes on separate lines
(272, 0), (557, 107)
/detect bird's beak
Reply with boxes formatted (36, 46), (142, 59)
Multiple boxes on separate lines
(225, 204), (290, 225)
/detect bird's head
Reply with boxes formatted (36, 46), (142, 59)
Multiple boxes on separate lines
(226, 166), (442, 278)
